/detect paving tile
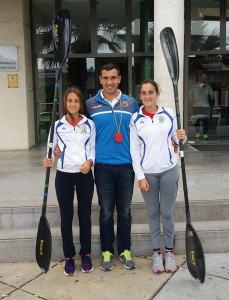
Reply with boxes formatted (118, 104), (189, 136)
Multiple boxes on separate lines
(205, 253), (229, 279)
(22, 255), (185, 300)
(154, 265), (229, 300)
(182, 253), (229, 280)
(0, 283), (15, 299)
(0, 261), (58, 288)
(3, 289), (41, 299)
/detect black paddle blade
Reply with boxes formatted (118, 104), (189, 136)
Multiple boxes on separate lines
(36, 216), (52, 273)
(52, 9), (71, 69)
(186, 223), (205, 283)
(160, 27), (179, 85)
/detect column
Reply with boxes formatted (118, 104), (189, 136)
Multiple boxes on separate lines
(0, 0), (34, 149)
(154, 0), (184, 123)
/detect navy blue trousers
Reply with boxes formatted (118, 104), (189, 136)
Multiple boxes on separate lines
(94, 163), (135, 255)
(55, 170), (94, 258)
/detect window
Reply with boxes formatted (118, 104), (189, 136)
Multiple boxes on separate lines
(131, 0), (154, 53)
(97, 0), (126, 53)
(31, 0), (154, 143)
(226, 0), (229, 50)
(186, 1), (229, 143)
(62, 0), (91, 53)
(191, 0), (220, 51)
(32, 0), (55, 55)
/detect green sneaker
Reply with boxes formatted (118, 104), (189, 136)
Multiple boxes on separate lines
(119, 250), (136, 269)
(203, 134), (208, 140)
(100, 251), (113, 271)
(195, 133), (200, 139)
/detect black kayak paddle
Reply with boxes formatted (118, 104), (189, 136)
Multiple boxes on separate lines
(160, 27), (205, 283)
(36, 9), (71, 273)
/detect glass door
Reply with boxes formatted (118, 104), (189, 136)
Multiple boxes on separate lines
(185, 0), (229, 144)
(32, 0), (155, 143)
(188, 54), (229, 143)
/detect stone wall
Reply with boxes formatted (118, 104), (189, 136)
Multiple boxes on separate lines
(0, 0), (35, 149)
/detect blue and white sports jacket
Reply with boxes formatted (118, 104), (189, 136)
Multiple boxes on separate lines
(130, 105), (181, 180)
(86, 90), (139, 165)
(47, 115), (95, 173)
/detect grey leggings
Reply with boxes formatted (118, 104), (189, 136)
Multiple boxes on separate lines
(141, 165), (179, 249)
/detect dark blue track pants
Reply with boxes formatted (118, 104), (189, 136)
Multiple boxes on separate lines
(55, 170), (94, 258)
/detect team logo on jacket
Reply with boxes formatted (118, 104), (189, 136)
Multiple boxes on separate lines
(81, 125), (87, 133)
(158, 116), (165, 123)
(122, 101), (128, 107)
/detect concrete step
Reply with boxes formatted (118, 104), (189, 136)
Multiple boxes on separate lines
(1, 220), (229, 262)
(1, 199), (229, 230)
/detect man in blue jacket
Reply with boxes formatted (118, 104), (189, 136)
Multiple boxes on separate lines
(86, 63), (139, 271)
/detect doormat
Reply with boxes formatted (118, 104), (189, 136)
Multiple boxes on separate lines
(191, 144), (229, 151)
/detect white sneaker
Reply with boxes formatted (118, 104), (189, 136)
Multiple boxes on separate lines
(152, 251), (164, 273)
(164, 251), (177, 272)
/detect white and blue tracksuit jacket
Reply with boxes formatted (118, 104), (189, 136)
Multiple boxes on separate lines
(130, 105), (181, 180)
(47, 115), (96, 173)
(86, 89), (139, 165)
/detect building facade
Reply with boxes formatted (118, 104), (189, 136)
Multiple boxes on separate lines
(0, 0), (228, 149)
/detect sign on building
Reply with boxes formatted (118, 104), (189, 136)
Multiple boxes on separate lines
(0, 46), (18, 71)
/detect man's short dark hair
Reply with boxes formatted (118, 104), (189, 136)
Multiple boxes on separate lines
(100, 63), (120, 76)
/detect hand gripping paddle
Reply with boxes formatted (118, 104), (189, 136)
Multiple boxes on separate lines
(36, 9), (71, 273)
(160, 27), (205, 283)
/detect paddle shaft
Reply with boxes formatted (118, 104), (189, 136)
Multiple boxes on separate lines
(173, 84), (191, 225)
(42, 69), (61, 217)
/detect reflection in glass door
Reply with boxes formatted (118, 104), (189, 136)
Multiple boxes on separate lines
(188, 55), (229, 143)
(35, 58), (59, 144)
(190, 0), (220, 51)
(96, 0), (126, 53)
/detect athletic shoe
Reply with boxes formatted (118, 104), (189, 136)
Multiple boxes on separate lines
(81, 254), (93, 273)
(203, 134), (208, 140)
(152, 251), (164, 273)
(100, 251), (113, 271)
(195, 133), (200, 139)
(119, 250), (136, 269)
(164, 251), (177, 273)
(64, 257), (76, 276)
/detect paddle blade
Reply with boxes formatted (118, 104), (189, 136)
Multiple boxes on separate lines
(52, 9), (71, 69)
(186, 223), (205, 283)
(36, 216), (52, 273)
(160, 27), (179, 85)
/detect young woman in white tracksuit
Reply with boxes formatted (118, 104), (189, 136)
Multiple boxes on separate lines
(43, 86), (96, 276)
(130, 79), (186, 273)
